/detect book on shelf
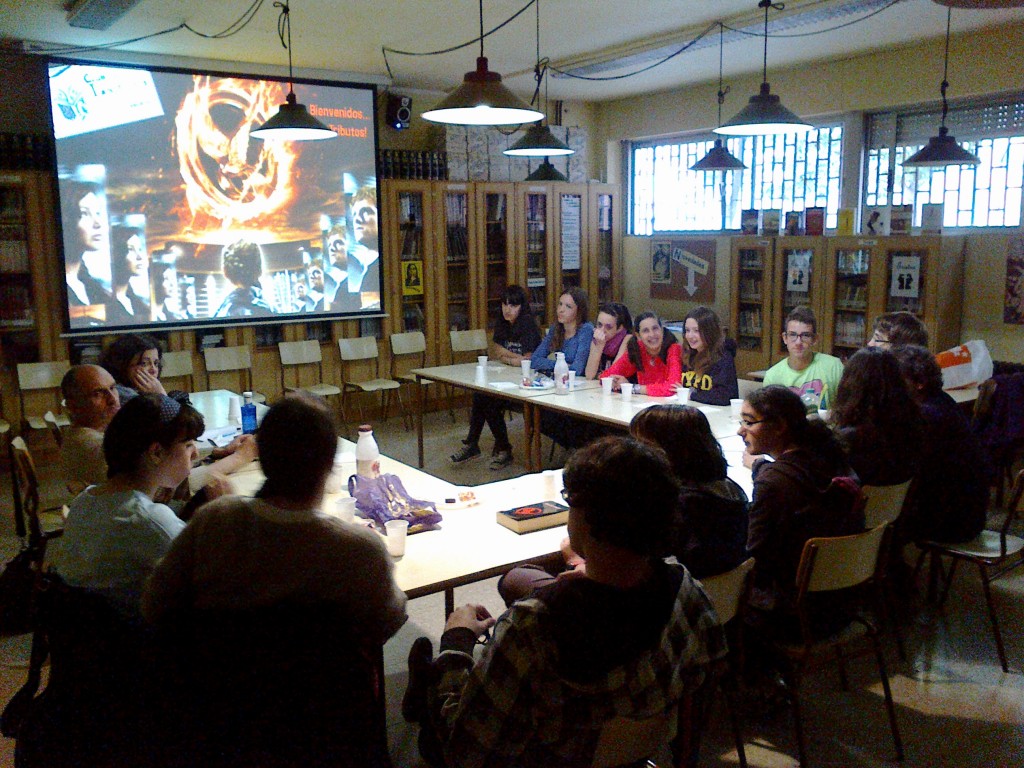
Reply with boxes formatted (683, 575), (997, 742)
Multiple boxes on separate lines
(784, 211), (803, 236)
(861, 206), (889, 235)
(920, 203), (943, 234)
(836, 208), (854, 235)
(760, 209), (781, 235)
(804, 207), (825, 236)
(890, 205), (913, 236)
(741, 209), (759, 234)
(497, 501), (569, 534)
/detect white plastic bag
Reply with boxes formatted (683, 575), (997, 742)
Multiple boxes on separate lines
(936, 340), (994, 390)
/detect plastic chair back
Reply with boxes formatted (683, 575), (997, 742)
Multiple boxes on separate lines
(797, 523), (888, 594)
(700, 557), (755, 625)
(160, 350), (195, 391)
(390, 331), (426, 357)
(591, 711), (672, 768)
(449, 328), (487, 354)
(279, 340), (323, 366)
(862, 480), (912, 528)
(338, 336), (379, 362)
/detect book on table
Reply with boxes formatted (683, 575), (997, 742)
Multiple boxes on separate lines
(497, 501), (569, 534)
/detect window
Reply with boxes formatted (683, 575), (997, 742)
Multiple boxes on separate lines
(864, 94), (1024, 228)
(631, 125), (844, 235)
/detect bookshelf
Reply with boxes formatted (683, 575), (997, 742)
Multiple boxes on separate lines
(770, 237), (826, 359)
(730, 237), (774, 373)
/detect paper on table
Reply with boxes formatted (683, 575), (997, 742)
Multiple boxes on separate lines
(200, 424), (242, 447)
(489, 382), (520, 390)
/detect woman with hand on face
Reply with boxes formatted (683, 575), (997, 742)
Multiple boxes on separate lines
(100, 333), (169, 398)
(451, 285), (542, 469)
(584, 302), (632, 379)
(530, 287), (595, 377)
(599, 312), (682, 397)
(680, 306), (738, 406)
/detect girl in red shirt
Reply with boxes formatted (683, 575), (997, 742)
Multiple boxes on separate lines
(600, 313), (682, 397)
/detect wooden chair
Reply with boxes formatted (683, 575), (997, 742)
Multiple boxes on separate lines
(202, 345), (266, 403)
(389, 331), (444, 430)
(916, 468), (1024, 673)
(773, 523), (903, 767)
(337, 337), (401, 425)
(449, 328), (488, 363)
(10, 436), (66, 564)
(159, 350), (195, 392)
(277, 340), (341, 402)
(16, 361), (71, 432)
(698, 558), (754, 768)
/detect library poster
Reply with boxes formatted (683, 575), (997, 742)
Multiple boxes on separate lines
(649, 239), (715, 302)
(402, 260), (424, 296)
(1005, 236), (1024, 325)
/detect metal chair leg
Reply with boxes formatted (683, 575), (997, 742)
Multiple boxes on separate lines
(978, 564), (1010, 673)
(870, 629), (905, 760)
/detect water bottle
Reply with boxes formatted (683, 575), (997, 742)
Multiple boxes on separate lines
(356, 424), (381, 478)
(553, 352), (570, 395)
(241, 391), (258, 434)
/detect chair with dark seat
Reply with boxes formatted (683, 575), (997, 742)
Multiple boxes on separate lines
(973, 373), (1024, 506)
(772, 523), (903, 768)
(10, 437), (66, 564)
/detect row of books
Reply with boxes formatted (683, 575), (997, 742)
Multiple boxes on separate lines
(832, 314), (866, 346)
(836, 249), (870, 274)
(737, 249), (764, 269)
(0, 239), (30, 272)
(736, 308), (763, 337)
(0, 284), (33, 323)
(737, 277), (762, 301)
(0, 133), (53, 172)
(445, 225), (469, 260)
(836, 282), (868, 308)
(741, 207), (827, 236)
(0, 187), (27, 218)
(524, 221), (547, 253)
(378, 150), (449, 180)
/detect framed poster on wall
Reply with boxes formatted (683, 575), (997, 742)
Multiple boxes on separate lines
(649, 239), (716, 303)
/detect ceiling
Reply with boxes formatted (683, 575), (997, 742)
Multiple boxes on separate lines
(2, 0), (1023, 102)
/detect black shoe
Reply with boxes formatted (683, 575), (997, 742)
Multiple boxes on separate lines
(489, 449), (513, 470)
(450, 444), (481, 464)
(402, 636), (435, 724)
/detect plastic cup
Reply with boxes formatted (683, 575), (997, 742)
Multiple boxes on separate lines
(521, 359), (533, 385)
(475, 365), (486, 384)
(621, 382), (633, 401)
(228, 396), (242, 425)
(335, 496), (356, 524)
(477, 355), (488, 366)
(542, 469), (560, 500)
(568, 371), (576, 391)
(601, 377), (614, 395)
(677, 387), (691, 404)
(730, 398), (744, 418)
(385, 519), (408, 557)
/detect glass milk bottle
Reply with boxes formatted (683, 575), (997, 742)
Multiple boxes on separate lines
(553, 352), (570, 395)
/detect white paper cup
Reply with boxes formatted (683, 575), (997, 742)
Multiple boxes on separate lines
(335, 496), (356, 524)
(601, 377), (614, 395)
(475, 366), (486, 384)
(542, 469), (560, 499)
(677, 387), (691, 404)
(730, 398), (744, 418)
(477, 355), (488, 366)
(621, 382), (633, 400)
(568, 370), (576, 390)
(228, 396), (242, 425)
(385, 519), (408, 557)
(521, 359), (533, 384)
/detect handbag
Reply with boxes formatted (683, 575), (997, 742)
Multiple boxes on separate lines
(347, 473), (442, 533)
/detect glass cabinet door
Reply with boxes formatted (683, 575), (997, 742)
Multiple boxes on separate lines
(397, 189), (428, 333)
(830, 246), (871, 357)
(593, 190), (615, 303)
(523, 190), (549, 328)
(883, 244), (926, 317)
(771, 239), (824, 359)
(730, 239), (773, 372)
(479, 186), (512, 330)
(554, 188), (584, 297)
(441, 188), (471, 332)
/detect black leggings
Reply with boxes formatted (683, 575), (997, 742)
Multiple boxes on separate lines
(465, 393), (512, 451)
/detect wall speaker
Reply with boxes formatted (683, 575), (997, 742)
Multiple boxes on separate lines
(386, 95), (412, 130)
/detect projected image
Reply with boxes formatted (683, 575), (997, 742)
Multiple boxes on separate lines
(49, 62), (380, 332)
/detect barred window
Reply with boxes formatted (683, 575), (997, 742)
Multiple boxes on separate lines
(864, 94), (1024, 228)
(630, 125), (844, 235)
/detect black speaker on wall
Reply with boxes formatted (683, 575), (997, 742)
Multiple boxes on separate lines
(386, 94), (412, 130)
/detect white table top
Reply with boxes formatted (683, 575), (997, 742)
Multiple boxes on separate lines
(412, 362), (600, 400)
(227, 440), (571, 599)
(189, 389), (269, 431)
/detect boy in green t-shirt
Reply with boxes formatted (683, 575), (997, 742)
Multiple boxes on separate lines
(762, 306), (844, 409)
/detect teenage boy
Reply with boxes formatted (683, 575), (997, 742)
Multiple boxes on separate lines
(762, 306), (843, 409)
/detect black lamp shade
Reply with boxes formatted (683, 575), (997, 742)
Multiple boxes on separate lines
(691, 139), (747, 171)
(251, 93), (337, 141)
(715, 83), (812, 136)
(504, 124), (573, 157)
(902, 127), (980, 167)
(423, 58), (544, 126)
(525, 159), (567, 181)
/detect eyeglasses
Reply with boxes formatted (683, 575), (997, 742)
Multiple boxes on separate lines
(560, 487), (571, 504)
(738, 417), (765, 428)
(870, 333), (890, 345)
(784, 332), (815, 342)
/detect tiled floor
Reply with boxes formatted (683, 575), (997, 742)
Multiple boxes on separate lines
(0, 409), (1021, 767)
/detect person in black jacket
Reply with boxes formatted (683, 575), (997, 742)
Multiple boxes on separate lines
(630, 404), (748, 578)
(680, 306), (739, 405)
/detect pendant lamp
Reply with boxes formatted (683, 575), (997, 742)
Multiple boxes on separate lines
(902, 7), (980, 167)
(422, 0), (544, 126)
(715, 0), (811, 136)
(251, 1), (336, 141)
(525, 158), (568, 181)
(692, 24), (746, 172)
(504, 0), (573, 157)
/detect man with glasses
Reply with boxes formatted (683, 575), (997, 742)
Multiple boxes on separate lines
(762, 306), (843, 409)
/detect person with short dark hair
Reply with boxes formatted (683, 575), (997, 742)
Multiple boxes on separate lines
(100, 333), (168, 398)
(50, 394), (205, 617)
(868, 311), (929, 349)
(762, 305), (844, 409)
(412, 436), (726, 768)
(584, 301), (632, 379)
(451, 285), (542, 469)
(830, 346), (923, 486)
(680, 305), (739, 405)
(892, 344), (988, 543)
(631, 404), (749, 578)
(213, 238), (274, 317)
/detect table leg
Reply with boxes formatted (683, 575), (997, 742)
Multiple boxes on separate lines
(523, 403), (542, 473)
(445, 587), (454, 618)
(416, 375), (425, 468)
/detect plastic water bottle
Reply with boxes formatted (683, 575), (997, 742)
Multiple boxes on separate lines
(553, 352), (570, 395)
(241, 391), (258, 434)
(356, 424), (381, 478)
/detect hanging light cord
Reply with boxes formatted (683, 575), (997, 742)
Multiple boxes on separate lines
(759, 1), (783, 86)
(271, 1), (295, 96)
(940, 7), (951, 130)
(715, 23), (728, 127)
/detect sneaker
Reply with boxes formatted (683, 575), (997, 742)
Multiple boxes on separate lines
(450, 444), (481, 464)
(402, 636), (435, 724)
(489, 449), (513, 470)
